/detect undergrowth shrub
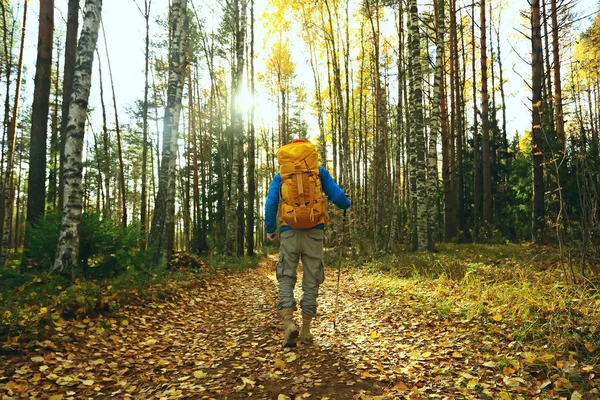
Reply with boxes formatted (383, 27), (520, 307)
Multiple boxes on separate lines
(25, 211), (144, 278)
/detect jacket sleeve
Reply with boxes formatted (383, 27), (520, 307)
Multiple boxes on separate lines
(319, 166), (350, 210)
(265, 173), (282, 233)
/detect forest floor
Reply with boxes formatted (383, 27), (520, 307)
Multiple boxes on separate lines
(1, 250), (599, 399)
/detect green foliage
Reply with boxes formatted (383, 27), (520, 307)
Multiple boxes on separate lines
(505, 134), (533, 241)
(25, 212), (145, 278)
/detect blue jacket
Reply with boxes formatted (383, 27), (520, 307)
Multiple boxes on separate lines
(265, 166), (350, 234)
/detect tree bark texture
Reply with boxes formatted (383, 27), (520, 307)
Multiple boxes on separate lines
(0, 0), (27, 267)
(550, 0), (565, 150)
(26, 0), (54, 240)
(247, 0), (255, 256)
(471, 0), (480, 239)
(53, 0), (103, 277)
(59, 0), (79, 211)
(408, 0), (427, 250)
(428, 0), (444, 251)
(225, 0), (246, 256)
(149, 0), (188, 264)
(140, 0), (151, 243)
(480, 0), (493, 237)
(531, 0), (545, 243)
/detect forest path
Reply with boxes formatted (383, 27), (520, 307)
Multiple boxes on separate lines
(1, 255), (561, 399)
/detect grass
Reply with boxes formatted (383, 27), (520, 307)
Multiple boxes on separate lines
(340, 242), (600, 366)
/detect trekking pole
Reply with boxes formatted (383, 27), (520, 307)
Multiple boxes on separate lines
(333, 209), (346, 330)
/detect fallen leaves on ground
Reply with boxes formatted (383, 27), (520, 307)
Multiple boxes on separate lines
(0, 255), (598, 399)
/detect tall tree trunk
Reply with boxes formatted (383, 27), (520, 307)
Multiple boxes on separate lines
(541, 0), (554, 133)
(453, 0), (467, 240)
(53, 0), (103, 277)
(246, 0), (255, 256)
(59, 0), (79, 211)
(140, 0), (151, 245)
(14, 146), (24, 250)
(97, 56), (111, 219)
(408, 0), (427, 250)
(480, 0), (492, 237)
(366, 0), (387, 251)
(0, 0), (26, 267)
(48, 47), (60, 211)
(225, 0), (246, 256)
(100, 22), (127, 228)
(444, 0), (458, 241)
(471, 0), (480, 239)
(0, 1), (16, 186)
(495, 15), (508, 183)
(25, 0), (54, 256)
(428, 0), (444, 251)
(531, 0), (545, 243)
(149, 0), (188, 264)
(550, 0), (565, 150)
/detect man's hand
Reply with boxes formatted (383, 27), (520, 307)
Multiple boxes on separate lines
(268, 232), (280, 242)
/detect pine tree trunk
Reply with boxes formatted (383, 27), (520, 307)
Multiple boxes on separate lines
(0, 2), (16, 186)
(0, 0), (26, 267)
(58, 0), (79, 212)
(53, 0), (103, 277)
(444, 0), (457, 241)
(25, 0), (54, 252)
(101, 22), (127, 228)
(149, 0), (188, 264)
(225, 0), (246, 256)
(480, 0), (493, 237)
(495, 16), (508, 183)
(454, 2), (467, 241)
(246, 0), (255, 256)
(140, 0), (151, 245)
(471, 0), (480, 239)
(531, 0), (545, 243)
(550, 0), (565, 150)
(98, 58), (111, 219)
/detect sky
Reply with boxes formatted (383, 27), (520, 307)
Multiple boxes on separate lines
(14, 0), (600, 144)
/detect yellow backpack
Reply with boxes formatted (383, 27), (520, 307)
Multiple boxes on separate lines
(276, 141), (330, 229)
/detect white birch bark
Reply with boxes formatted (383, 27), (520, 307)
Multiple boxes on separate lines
(149, 0), (188, 263)
(427, 0), (445, 251)
(408, 0), (428, 250)
(53, 0), (103, 276)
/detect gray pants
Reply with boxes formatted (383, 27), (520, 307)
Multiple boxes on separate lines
(276, 228), (325, 317)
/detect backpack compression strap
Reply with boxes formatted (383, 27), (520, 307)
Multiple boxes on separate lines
(294, 163), (306, 208)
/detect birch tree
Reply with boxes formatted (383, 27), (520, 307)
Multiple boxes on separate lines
(428, 0), (444, 251)
(408, 0), (427, 250)
(149, 0), (188, 263)
(53, 0), (103, 277)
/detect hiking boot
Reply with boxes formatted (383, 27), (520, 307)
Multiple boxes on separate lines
(299, 313), (314, 344)
(278, 308), (298, 348)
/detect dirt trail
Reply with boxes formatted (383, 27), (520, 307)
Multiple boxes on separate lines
(0, 256), (586, 399)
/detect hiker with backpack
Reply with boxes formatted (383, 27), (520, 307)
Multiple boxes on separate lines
(265, 139), (350, 348)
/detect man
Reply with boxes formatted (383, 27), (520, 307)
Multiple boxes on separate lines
(265, 139), (350, 348)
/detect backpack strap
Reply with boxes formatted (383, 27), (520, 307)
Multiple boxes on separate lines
(294, 163), (306, 208)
